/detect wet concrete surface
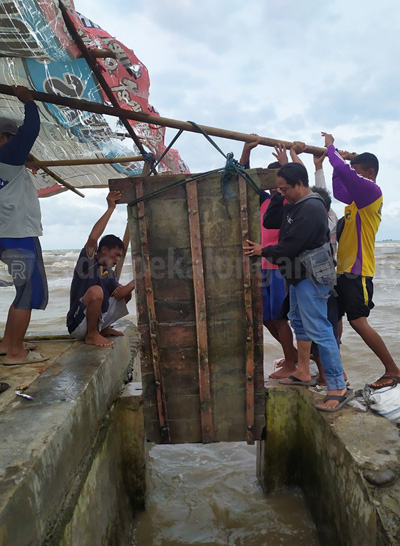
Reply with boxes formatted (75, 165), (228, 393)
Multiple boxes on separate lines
(0, 323), (137, 546)
(0, 337), (76, 411)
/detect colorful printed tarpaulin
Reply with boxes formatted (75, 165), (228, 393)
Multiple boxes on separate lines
(0, 0), (189, 197)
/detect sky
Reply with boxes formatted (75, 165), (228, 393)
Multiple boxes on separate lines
(39, 0), (400, 249)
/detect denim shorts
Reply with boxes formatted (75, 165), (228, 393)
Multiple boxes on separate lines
(0, 237), (48, 310)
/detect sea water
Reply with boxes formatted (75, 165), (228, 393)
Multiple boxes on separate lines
(1, 243), (399, 544)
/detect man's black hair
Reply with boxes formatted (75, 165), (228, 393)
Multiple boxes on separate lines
(311, 186), (331, 211)
(350, 152), (379, 176)
(97, 234), (125, 253)
(277, 162), (309, 187)
(267, 161), (281, 169)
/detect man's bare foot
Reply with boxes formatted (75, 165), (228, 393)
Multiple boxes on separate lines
(101, 327), (124, 337)
(269, 363), (297, 379)
(85, 333), (114, 347)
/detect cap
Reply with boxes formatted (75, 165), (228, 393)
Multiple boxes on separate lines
(0, 118), (19, 135)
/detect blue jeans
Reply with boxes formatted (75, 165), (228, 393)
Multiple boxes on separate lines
(288, 279), (346, 391)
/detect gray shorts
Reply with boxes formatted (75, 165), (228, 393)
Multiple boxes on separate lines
(69, 297), (128, 340)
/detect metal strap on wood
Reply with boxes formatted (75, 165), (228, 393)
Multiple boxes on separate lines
(135, 178), (170, 442)
(238, 175), (255, 444)
(186, 180), (214, 443)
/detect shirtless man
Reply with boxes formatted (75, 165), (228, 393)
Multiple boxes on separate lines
(66, 191), (135, 346)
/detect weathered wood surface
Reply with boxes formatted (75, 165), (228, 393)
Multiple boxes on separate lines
(110, 168), (278, 205)
(114, 168), (277, 443)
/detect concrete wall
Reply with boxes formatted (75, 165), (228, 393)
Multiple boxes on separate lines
(58, 383), (146, 546)
(257, 385), (400, 546)
(0, 323), (146, 546)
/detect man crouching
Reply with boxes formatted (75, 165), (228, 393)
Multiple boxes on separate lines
(67, 190), (135, 346)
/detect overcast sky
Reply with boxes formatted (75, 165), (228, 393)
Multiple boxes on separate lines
(39, 0), (400, 249)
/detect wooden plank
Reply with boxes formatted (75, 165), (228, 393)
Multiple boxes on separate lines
(124, 168), (266, 443)
(186, 179), (214, 443)
(156, 323), (197, 349)
(135, 179), (170, 442)
(109, 168), (278, 205)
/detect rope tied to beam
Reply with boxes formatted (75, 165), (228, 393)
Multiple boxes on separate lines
(129, 120), (261, 210)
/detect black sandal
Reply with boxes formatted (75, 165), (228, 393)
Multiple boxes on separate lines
(0, 382), (10, 394)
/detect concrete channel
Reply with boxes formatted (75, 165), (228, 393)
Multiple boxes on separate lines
(0, 321), (399, 545)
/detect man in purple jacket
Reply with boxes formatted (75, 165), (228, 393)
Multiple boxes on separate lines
(322, 132), (400, 389)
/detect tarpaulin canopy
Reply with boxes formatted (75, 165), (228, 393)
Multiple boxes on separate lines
(0, 0), (189, 197)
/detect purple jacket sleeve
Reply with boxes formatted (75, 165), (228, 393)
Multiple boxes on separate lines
(328, 145), (382, 208)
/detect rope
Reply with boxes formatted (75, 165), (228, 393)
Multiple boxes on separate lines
(150, 129), (184, 172)
(127, 167), (225, 207)
(187, 121), (228, 159)
(131, 121), (261, 211)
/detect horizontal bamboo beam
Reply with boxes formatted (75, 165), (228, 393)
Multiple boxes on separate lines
(29, 153), (85, 198)
(0, 84), (350, 157)
(27, 155), (144, 168)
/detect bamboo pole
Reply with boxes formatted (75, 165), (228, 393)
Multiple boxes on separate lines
(29, 153), (85, 198)
(0, 83), (354, 158)
(115, 223), (130, 280)
(27, 155), (144, 168)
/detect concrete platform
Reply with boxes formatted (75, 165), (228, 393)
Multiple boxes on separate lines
(258, 383), (400, 546)
(0, 321), (143, 546)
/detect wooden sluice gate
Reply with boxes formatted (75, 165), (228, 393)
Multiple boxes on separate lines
(111, 168), (277, 444)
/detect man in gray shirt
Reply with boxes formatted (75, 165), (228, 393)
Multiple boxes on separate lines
(0, 86), (48, 365)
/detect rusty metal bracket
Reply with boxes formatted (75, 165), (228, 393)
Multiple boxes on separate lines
(135, 178), (170, 442)
(238, 175), (255, 444)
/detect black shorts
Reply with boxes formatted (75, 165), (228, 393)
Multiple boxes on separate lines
(336, 273), (374, 321)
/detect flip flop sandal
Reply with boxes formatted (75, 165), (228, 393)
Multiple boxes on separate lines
(0, 341), (38, 356)
(278, 375), (317, 387)
(316, 389), (355, 412)
(369, 375), (400, 389)
(1, 351), (49, 366)
(0, 382), (10, 394)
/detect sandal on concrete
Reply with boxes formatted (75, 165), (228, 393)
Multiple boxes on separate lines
(316, 389), (355, 412)
(369, 374), (400, 389)
(1, 351), (49, 366)
(278, 375), (317, 387)
(0, 341), (38, 356)
(0, 382), (9, 394)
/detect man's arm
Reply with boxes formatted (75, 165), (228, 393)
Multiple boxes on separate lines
(322, 132), (381, 207)
(0, 86), (40, 166)
(113, 280), (135, 301)
(313, 150), (327, 189)
(263, 191), (286, 229)
(289, 141), (306, 166)
(86, 191), (122, 254)
(263, 214), (317, 263)
(240, 134), (262, 168)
